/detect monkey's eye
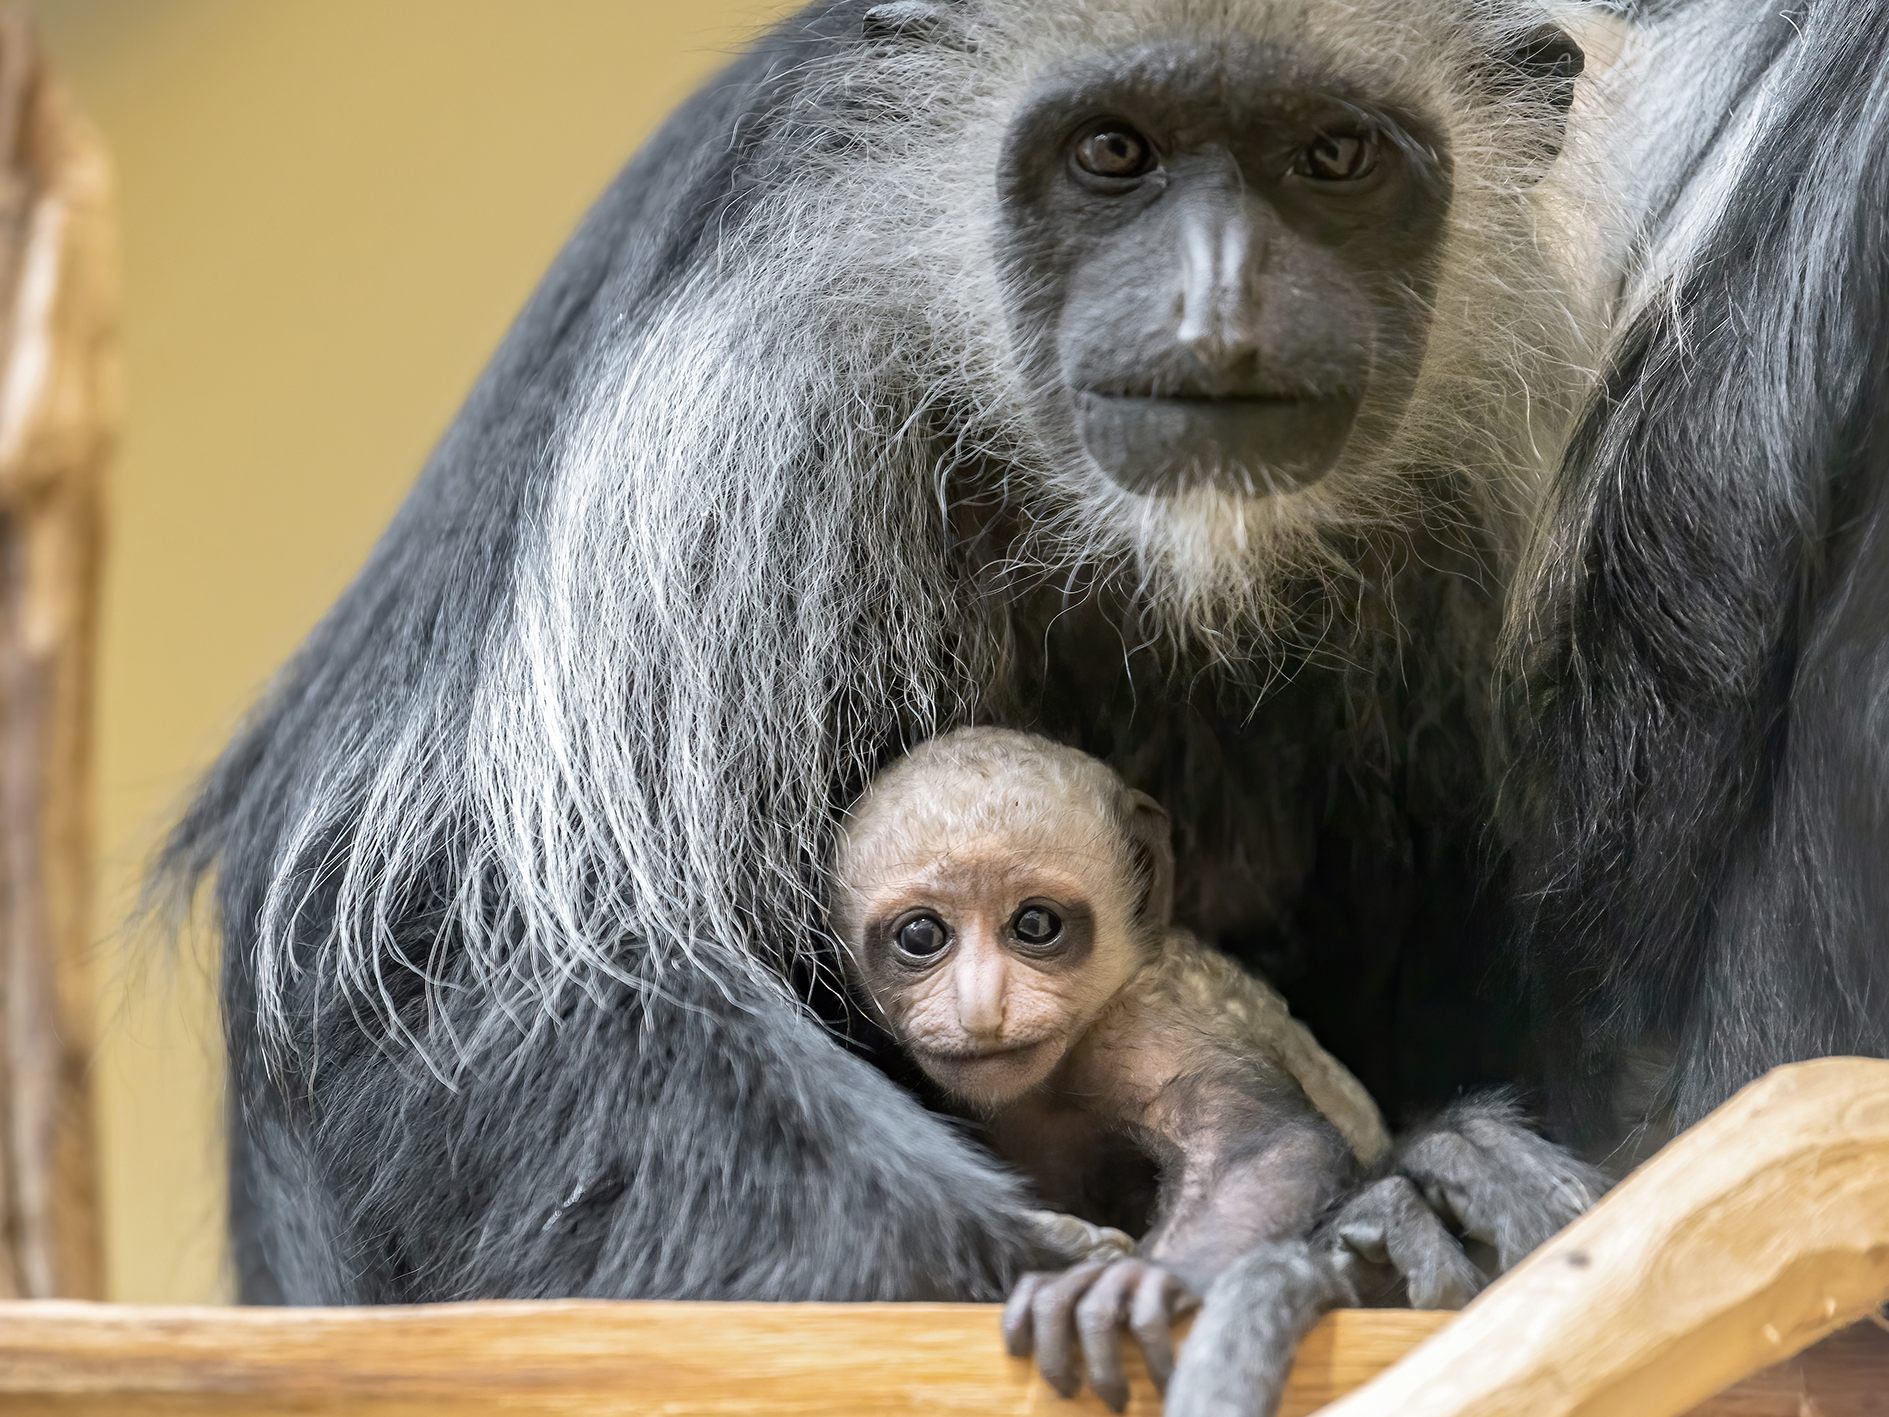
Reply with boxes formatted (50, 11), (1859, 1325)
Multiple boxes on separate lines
(1294, 130), (1380, 183)
(1072, 123), (1155, 182)
(1011, 904), (1063, 947)
(894, 913), (951, 962)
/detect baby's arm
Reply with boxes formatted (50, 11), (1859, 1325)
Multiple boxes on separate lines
(1003, 947), (1368, 1410)
(1132, 1051), (1359, 1284)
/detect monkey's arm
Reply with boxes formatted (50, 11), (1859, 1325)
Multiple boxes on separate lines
(1144, 930), (1390, 1167)
(1003, 1053), (1357, 1412)
(1135, 1066), (1358, 1286)
(1160, 1096), (1611, 1417)
(231, 945), (1083, 1306)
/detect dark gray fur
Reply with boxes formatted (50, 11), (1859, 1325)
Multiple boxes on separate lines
(185, 3), (1065, 1305)
(1506, 0), (1889, 1157)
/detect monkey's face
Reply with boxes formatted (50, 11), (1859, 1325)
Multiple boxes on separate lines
(995, 37), (1454, 502)
(845, 856), (1145, 1111)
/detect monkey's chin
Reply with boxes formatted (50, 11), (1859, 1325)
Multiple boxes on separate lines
(1074, 391), (1355, 497)
(915, 1040), (1061, 1110)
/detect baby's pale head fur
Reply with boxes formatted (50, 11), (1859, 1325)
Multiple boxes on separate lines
(833, 728), (1167, 1109)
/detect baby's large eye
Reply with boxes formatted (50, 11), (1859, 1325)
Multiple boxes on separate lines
(895, 913), (950, 961)
(1011, 904), (1063, 946)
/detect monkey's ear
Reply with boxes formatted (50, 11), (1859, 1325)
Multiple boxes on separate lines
(861, 0), (975, 49)
(1482, 22), (1585, 177)
(1122, 789), (1175, 930)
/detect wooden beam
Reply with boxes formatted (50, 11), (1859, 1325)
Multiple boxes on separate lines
(0, 1300), (1878, 1416)
(0, 8), (115, 1301)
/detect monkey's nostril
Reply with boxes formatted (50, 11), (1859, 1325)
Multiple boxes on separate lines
(1176, 306), (1262, 376)
(1176, 329), (1263, 389)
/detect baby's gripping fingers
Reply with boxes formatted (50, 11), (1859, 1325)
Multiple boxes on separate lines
(1074, 1261), (1139, 1411)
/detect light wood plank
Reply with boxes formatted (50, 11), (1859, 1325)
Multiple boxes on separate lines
(0, 1300), (1425, 1416)
(0, 1299), (1879, 1416)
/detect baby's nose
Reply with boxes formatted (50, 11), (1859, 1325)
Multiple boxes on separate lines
(954, 937), (1008, 1039)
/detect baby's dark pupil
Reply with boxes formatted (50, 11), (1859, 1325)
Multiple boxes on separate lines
(899, 915), (947, 957)
(1014, 907), (1060, 944)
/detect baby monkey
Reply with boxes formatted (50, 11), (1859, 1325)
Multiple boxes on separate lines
(832, 728), (1388, 1410)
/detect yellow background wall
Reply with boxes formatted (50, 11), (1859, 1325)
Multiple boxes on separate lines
(28, 0), (778, 1304)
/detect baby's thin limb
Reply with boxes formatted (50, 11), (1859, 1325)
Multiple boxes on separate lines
(1003, 1255), (1198, 1411)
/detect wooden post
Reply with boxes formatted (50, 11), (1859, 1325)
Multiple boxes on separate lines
(0, 8), (115, 1301)
(1312, 1057), (1889, 1417)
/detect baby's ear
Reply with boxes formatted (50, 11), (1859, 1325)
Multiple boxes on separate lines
(1121, 789), (1174, 930)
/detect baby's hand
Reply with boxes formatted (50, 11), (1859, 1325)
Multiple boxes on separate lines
(1002, 1254), (1199, 1413)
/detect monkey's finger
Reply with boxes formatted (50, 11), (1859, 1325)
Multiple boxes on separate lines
(1399, 1128), (1485, 1230)
(1396, 1102), (1607, 1274)
(1002, 1272), (1048, 1357)
(1398, 1131), (1529, 1273)
(1074, 1262), (1137, 1412)
(1128, 1267), (1195, 1395)
(1330, 1176), (1479, 1310)
(1385, 1219), (1482, 1311)
(1337, 1176), (1481, 1311)
(1031, 1261), (1106, 1399)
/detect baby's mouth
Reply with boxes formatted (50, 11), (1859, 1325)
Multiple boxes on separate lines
(915, 1038), (1048, 1064)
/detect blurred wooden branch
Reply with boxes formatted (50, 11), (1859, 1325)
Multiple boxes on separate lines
(0, 7), (116, 1300)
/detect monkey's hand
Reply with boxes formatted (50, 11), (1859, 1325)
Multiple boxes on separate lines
(1001, 1255), (1198, 1413)
(1024, 1208), (1136, 1266)
(1163, 1241), (1354, 1417)
(1328, 1094), (1609, 1309)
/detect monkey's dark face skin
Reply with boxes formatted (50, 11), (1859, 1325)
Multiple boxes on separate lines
(996, 40), (1452, 497)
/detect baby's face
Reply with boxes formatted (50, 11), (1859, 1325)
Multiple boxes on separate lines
(841, 845), (1142, 1111)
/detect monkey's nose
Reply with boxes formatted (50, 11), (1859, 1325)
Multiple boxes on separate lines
(954, 950), (1008, 1039)
(1174, 191), (1269, 374)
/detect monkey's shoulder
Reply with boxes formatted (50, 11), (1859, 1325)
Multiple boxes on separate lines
(1070, 929), (1303, 1094)
(1132, 927), (1298, 1036)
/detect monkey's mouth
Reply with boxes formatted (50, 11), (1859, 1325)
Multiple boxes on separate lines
(1073, 389), (1359, 497)
(914, 1039), (1050, 1065)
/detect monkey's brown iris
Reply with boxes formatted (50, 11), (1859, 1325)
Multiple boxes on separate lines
(1073, 124), (1154, 180)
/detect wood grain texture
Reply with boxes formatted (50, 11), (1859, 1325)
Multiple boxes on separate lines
(0, 1300), (1416, 1417)
(0, 6), (115, 1302)
(0, 1300), (1879, 1416)
(1316, 1057), (1889, 1417)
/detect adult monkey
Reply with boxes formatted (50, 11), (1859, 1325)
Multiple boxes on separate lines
(160, 0), (1889, 1407)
